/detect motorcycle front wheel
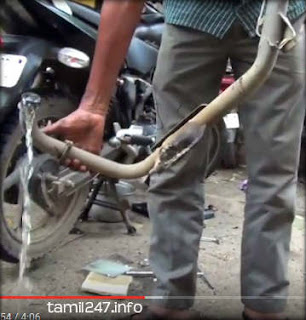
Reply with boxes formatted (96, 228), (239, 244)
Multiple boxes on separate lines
(0, 93), (89, 262)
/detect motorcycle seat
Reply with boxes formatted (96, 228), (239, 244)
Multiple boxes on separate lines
(67, 1), (100, 27)
(141, 13), (164, 25)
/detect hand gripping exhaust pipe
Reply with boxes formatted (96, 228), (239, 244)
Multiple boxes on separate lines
(24, 0), (291, 180)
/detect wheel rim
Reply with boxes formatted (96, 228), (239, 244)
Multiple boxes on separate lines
(1, 96), (89, 258)
(2, 120), (86, 245)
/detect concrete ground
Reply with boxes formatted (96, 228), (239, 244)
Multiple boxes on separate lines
(1, 168), (305, 320)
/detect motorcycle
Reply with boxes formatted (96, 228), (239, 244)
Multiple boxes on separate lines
(220, 61), (241, 169)
(0, 0), (235, 262)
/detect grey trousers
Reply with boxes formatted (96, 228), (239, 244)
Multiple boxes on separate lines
(148, 22), (305, 313)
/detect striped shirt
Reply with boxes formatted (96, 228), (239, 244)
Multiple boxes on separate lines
(164, 0), (306, 38)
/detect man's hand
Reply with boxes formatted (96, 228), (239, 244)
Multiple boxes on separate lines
(42, 0), (145, 171)
(43, 109), (105, 171)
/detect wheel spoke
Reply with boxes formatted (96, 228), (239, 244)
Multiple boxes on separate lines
(3, 168), (20, 191)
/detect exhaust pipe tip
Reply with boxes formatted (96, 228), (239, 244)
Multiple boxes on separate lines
(18, 92), (41, 133)
(20, 92), (41, 109)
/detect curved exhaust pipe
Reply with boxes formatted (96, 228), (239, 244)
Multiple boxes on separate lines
(27, 0), (290, 180)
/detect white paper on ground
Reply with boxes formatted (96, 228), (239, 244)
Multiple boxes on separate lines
(81, 272), (133, 296)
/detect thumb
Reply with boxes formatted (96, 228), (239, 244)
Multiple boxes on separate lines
(43, 120), (64, 135)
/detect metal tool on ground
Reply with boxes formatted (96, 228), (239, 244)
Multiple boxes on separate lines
(201, 237), (220, 245)
(83, 259), (210, 280)
(125, 270), (207, 277)
(198, 267), (216, 294)
(203, 205), (217, 220)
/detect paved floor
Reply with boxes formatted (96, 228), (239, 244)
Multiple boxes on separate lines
(1, 168), (305, 319)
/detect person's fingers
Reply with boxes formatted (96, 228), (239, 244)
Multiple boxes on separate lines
(62, 158), (87, 172)
(80, 165), (88, 172)
(72, 159), (81, 170)
(64, 159), (72, 166)
(43, 120), (63, 135)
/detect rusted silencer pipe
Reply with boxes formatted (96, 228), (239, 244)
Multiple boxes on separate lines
(31, 0), (289, 179)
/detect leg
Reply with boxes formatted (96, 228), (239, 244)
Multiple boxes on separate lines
(148, 24), (228, 311)
(230, 23), (305, 314)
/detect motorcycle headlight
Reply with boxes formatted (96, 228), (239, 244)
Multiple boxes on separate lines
(57, 47), (90, 69)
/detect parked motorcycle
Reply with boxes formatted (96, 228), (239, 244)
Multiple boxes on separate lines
(220, 61), (241, 169)
(0, 0), (233, 262)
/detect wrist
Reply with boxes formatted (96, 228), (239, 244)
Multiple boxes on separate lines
(80, 92), (109, 116)
(79, 103), (108, 116)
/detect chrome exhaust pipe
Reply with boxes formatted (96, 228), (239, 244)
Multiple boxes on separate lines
(26, 0), (290, 180)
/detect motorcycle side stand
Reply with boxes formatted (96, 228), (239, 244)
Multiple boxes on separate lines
(80, 176), (137, 235)
(108, 179), (137, 235)
(80, 177), (104, 221)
